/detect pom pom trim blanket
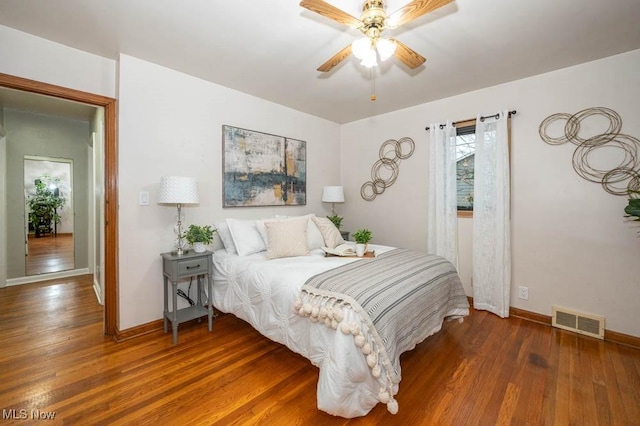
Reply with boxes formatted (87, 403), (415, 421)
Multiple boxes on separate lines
(295, 249), (469, 414)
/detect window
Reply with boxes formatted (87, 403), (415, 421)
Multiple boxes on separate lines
(456, 120), (476, 217)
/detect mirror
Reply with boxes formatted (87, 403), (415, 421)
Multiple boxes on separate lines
(23, 156), (74, 275)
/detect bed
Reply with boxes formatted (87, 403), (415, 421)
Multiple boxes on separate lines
(211, 215), (469, 418)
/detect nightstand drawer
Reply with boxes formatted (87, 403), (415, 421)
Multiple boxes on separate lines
(176, 258), (207, 276)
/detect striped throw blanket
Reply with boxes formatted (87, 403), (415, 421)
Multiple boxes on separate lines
(294, 249), (469, 414)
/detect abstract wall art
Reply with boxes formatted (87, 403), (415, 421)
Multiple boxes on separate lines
(539, 107), (639, 196)
(361, 137), (415, 201)
(223, 125), (306, 207)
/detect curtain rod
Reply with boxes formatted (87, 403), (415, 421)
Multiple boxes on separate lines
(424, 110), (517, 131)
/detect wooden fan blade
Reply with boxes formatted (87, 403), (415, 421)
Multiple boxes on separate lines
(387, 0), (454, 28)
(300, 0), (362, 28)
(391, 38), (426, 69)
(317, 44), (353, 72)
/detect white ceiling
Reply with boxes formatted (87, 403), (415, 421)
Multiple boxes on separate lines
(1, 0), (639, 124)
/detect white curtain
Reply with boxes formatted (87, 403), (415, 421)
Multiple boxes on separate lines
(427, 122), (458, 267)
(472, 110), (511, 318)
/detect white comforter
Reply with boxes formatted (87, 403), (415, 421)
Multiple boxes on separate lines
(212, 245), (465, 418)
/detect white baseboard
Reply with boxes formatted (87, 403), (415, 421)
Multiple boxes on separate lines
(6, 268), (91, 286)
(93, 278), (104, 305)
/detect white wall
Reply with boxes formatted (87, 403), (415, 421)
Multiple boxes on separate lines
(117, 55), (341, 329)
(91, 109), (106, 304)
(0, 25), (116, 98)
(341, 49), (640, 337)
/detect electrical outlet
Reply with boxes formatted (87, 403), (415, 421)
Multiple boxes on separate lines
(518, 286), (529, 300)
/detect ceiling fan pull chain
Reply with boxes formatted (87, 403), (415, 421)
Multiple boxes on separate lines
(370, 68), (377, 102)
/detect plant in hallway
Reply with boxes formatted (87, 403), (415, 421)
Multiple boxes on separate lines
(27, 175), (66, 237)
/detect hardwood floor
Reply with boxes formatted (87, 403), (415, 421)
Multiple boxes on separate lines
(0, 275), (639, 425)
(25, 233), (74, 276)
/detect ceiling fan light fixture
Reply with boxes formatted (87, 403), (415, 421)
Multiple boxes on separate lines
(301, 0), (442, 73)
(377, 38), (396, 61)
(352, 37), (374, 60)
(360, 49), (378, 68)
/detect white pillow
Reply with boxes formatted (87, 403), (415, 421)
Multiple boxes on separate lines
(311, 216), (345, 249)
(226, 218), (266, 256)
(215, 221), (237, 254)
(265, 217), (309, 259)
(255, 218), (278, 245)
(306, 215), (325, 250)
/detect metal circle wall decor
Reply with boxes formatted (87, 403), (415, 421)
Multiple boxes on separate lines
(539, 107), (639, 197)
(361, 137), (415, 201)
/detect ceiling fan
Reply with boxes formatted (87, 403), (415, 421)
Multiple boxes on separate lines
(300, 0), (453, 72)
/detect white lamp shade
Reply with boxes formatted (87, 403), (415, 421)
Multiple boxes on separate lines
(377, 38), (397, 61)
(352, 37), (372, 60)
(322, 186), (345, 203)
(360, 52), (378, 68)
(159, 176), (199, 204)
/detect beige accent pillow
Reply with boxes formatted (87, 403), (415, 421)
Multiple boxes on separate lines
(257, 214), (325, 250)
(265, 217), (310, 259)
(311, 216), (345, 249)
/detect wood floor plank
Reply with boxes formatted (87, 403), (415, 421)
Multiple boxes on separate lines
(1, 275), (639, 425)
(26, 233), (74, 276)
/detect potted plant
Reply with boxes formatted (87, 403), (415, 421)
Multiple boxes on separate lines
(27, 175), (66, 237)
(327, 214), (343, 230)
(625, 190), (640, 233)
(185, 225), (215, 253)
(353, 228), (372, 257)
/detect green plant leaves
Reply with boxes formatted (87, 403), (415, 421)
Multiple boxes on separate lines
(327, 215), (343, 229)
(353, 228), (372, 244)
(625, 198), (640, 221)
(185, 225), (215, 244)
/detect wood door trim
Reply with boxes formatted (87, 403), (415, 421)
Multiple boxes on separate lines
(0, 72), (118, 336)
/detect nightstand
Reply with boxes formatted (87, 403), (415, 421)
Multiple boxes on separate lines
(161, 250), (214, 344)
(340, 230), (350, 241)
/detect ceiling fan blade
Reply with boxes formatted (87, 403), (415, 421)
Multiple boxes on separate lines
(300, 0), (362, 28)
(390, 38), (426, 69)
(387, 0), (454, 28)
(317, 44), (353, 72)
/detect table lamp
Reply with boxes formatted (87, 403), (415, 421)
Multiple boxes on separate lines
(159, 176), (199, 255)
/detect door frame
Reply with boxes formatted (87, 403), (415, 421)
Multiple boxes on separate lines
(23, 155), (75, 273)
(0, 72), (118, 336)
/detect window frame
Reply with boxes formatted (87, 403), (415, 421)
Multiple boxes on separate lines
(455, 119), (477, 218)
(454, 117), (512, 218)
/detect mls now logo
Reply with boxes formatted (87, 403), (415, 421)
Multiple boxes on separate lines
(2, 409), (27, 420)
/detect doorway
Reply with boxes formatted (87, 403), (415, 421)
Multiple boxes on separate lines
(0, 72), (117, 336)
(24, 156), (74, 276)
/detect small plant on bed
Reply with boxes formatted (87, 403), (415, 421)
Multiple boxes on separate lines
(185, 224), (215, 253)
(327, 214), (343, 229)
(353, 228), (372, 257)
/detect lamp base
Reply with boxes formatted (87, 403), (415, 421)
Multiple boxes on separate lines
(171, 248), (191, 256)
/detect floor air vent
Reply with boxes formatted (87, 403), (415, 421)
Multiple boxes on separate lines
(552, 306), (605, 339)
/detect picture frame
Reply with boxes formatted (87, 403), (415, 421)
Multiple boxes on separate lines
(222, 125), (306, 207)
